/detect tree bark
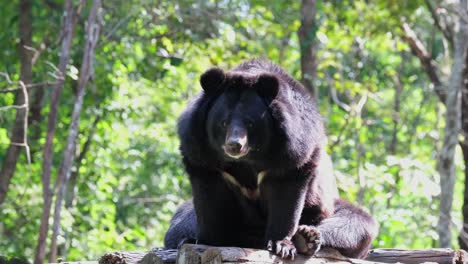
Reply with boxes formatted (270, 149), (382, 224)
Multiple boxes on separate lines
(401, 22), (446, 102)
(0, 0), (33, 206)
(28, 82), (46, 158)
(389, 54), (404, 155)
(29, 84), (45, 128)
(298, 0), (318, 97)
(462, 136), (468, 249)
(366, 248), (468, 264)
(34, 1), (80, 264)
(100, 250), (177, 264)
(424, 0), (454, 50)
(65, 114), (101, 208)
(437, 0), (467, 247)
(49, 1), (101, 261)
(98, 246), (468, 264)
(61, 114), (100, 257)
(459, 18), (468, 250)
(401, 4), (468, 249)
(386, 55), (405, 208)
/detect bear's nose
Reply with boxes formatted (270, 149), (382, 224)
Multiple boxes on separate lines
(225, 141), (242, 153)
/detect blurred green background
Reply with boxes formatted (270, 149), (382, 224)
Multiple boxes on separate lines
(0, 0), (466, 262)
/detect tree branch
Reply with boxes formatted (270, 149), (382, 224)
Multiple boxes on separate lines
(401, 22), (446, 103)
(0, 81), (32, 164)
(0, 81), (59, 93)
(425, 0), (454, 49)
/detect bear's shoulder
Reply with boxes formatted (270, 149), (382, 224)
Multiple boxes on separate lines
(177, 93), (222, 167)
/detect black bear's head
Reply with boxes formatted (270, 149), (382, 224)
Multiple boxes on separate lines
(203, 71), (280, 161)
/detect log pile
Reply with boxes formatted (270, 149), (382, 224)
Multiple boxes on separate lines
(97, 245), (468, 264)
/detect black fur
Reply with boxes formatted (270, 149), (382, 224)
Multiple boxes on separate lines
(164, 200), (197, 249)
(165, 59), (378, 259)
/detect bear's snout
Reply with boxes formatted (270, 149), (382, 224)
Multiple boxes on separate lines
(225, 141), (243, 153)
(223, 142), (249, 159)
(223, 126), (249, 158)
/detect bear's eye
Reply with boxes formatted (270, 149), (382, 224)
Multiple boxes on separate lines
(221, 120), (227, 128)
(247, 121), (254, 128)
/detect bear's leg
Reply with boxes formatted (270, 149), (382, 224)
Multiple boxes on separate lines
(294, 199), (378, 259)
(164, 200), (197, 249)
(186, 163), (241, 246)
(261, 175), (310, 259)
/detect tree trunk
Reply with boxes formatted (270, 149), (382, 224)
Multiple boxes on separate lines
(389, 56), (403, 155)
(49, 1), (101, 261)
(386, 54), (404, 208)
(65, 114), (101, 208)
(437, 0), (468, 247)
(298, 0), (318, 97)
(401, 3), (468, 250)
(29, 87), (44, 128)
(459, 21), (468, 250)
(61, 114), (100, 257)
(34, 1), (79, 264)
(28, 81), (46, 158)
(0, 0), (33, 206)
(461, 138), (468, 249)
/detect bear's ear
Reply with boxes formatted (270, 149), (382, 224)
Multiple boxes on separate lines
(200, 68), (225, 93)
(255, 73), (279, 101)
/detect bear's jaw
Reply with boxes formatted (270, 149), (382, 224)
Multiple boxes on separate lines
(222, 145), (250, 159)
(224, 151), (247, 159)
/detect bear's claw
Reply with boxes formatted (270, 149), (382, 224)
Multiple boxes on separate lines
(267, 239), (297, 260)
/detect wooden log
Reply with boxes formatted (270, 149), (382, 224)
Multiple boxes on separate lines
(99, 251), (147, 264)
(176, 244), (379, 264)
(365, 248), (468, 264)
(140, 249), (178, 264)
(97, 246), (468, 264)
(58, 261), (97, 264)
(99, 249), (177, 264)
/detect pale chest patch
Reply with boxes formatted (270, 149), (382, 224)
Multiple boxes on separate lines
(221, 170), (267, 200)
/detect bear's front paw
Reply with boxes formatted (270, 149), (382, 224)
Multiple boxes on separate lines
(266, 238), (297, 259)
(292, 225), (322, 256)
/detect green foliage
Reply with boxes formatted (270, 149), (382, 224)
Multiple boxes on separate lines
(0, 0), (464, 261)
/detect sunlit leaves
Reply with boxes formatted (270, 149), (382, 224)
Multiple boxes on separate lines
(0, 0), (465, 260)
